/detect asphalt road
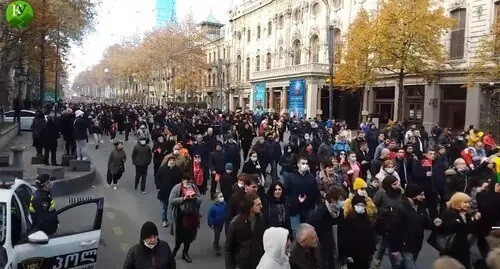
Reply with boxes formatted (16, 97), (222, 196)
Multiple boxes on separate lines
(53, 133), (439, 269)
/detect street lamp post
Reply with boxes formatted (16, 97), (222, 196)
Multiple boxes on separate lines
(322, 0), (335, 119)
(39, 0), (47, 110)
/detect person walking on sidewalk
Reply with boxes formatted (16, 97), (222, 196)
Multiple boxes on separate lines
(132, 137), (152, 193)
(31, 110), (46, 157)
(41, 116), (59, 166)
(73, 110), (90, 160)
(107, 141), (126, 190)
(207, 192), (227, 256)
(90, 119), (103, 149)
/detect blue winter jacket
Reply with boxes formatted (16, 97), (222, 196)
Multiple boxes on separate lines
(207, 202), (228, 226)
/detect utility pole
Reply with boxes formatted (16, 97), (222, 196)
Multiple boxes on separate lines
(39, 0), (47, 110)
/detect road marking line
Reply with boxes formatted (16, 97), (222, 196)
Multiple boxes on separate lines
(106, 211), (116, 220)
(112, 227), (123, 236)
(120, 243), (130, 253)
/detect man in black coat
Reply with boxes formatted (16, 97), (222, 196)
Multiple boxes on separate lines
(225, 192), (265, 269)
(155, 156), (182, 227)
(289, 223), (323, 269)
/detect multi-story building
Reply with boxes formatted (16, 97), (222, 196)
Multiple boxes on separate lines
(203, 0), (500, 130)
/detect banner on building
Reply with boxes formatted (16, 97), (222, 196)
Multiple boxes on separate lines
(288, 79), (306, 118)
(253, 83), (266, 113)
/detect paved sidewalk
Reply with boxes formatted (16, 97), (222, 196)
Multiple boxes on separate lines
(0, 132), (67, 181)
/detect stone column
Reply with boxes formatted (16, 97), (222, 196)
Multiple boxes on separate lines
(423, 82), (440, 132)
(361, 85), (371, 122)
(465, 85), (482, 128)
(268, 88), (274, 111)
(249, 86), (254, 110)
(306, 79), (318, 119)
(281, 86), (288, 112)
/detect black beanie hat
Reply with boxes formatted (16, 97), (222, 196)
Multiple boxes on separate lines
(405, 184), (424, 198)
(140, 221), (158, 241)
(382, 175), (398, 192)
(351, 194), (367, 206)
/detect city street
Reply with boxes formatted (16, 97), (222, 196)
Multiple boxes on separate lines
(52, 133), (439, 268)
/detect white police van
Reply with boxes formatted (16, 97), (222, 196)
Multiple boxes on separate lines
(0, 178), (103, 269)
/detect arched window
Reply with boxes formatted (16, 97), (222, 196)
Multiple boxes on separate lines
(236, 55), (242, 82)
(310, 35), (319, 63)
(332, 28), (342, 64)
(266, 53), (272, 69)
(268, 21), (272, 36)
(292, 40), (301, 65)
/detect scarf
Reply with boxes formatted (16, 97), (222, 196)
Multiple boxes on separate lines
(193, 161), (203, 186)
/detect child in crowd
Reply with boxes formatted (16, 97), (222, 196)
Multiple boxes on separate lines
(207, 192), (227, 256)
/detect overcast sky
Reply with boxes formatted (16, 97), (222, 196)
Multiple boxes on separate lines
(68, 0), (231, 85)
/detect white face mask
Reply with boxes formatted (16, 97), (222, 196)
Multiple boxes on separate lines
(173, 149), (179, 155)
(304, 135), (310, 140)
(168, 162), (175, 168)
(299, 164), (309, 173)
(354, 205), (366, 214)
(251, 156), (258, 162)
(139, 140), (146, 145)
(218, 197), (225, 203)
(385, 168), (395, 174)
(143, 240), (157, 249)
(287, 148), (292, 153)
(357, 189), (367, 197)
(237, 182), (244, 188)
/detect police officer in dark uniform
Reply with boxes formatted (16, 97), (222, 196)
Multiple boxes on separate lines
(29, 174), (59, 235)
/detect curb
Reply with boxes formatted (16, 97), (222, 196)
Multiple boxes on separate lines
(51, 166), (96, 197)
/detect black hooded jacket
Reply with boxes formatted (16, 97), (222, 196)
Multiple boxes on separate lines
(123, 241), (176, 269)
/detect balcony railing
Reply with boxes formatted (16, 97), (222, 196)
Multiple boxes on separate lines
(251, 63), (330, 81)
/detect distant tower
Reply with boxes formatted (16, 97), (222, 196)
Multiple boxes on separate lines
(156, 0), (176, 27)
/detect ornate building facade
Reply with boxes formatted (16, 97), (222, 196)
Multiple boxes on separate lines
(203, 0), (500, 130)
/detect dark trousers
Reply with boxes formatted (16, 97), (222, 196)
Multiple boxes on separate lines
(125, 129), (130, 141)
(174, 240), (191, 255)
(134, 165), (148, 191)
(35, 145), (43, 157)
(107, 172), (122, 185)
(65, 140), (76, 155)
(210, 172), (220, 197)
(213, 224), (223, 247)
(43, 146), (57, 165)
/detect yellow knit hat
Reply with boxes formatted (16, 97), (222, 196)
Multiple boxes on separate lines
(353, 177), (367, 190)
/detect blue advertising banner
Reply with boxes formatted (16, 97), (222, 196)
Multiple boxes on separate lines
(253, 83), (266, 113)
(288, 79), (306, 118)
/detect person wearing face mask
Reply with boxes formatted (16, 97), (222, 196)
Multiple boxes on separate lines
(219, 163), (238, 210)
(284, 157), (321, 237)
(169, 177), (202, 263)
(136, 124), (151, 144)
(307, 186), (347, 269)
(333, 135), (351, 157)
(29, 174), (59, 236)
(372, 175), (404, 269)
(189, 135), (210, 194)
(161, 143), (190, 175)
(344, 152), (363, 188)
(207, 192), (228, 256)
(155, 156), (182, 227)
(300, 142), (319, 177)
(375, 160), (401, 185)
(152, 135), (169, 175)
(280, 144), (298, 179)
(431, 192), (481, 269)
(257, 227), (292, 269)
(223, 134), (241, 173)
(123, 221), (176, 269)
(242, 151), (267, 185)
(343, 178), (377, 221)
(318, 134), (335, 163)
(394, 184), (430, 269)
(338, 194), (376, 269)
(132, 137), (152, 194)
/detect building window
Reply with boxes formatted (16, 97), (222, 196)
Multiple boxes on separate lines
(213, 52), (216, 62)
(450, 9), (466, 59)
(246, 57), (250, 80)
(236, 55), (242, 82)
(278, 47), (284, 67)
(292, 40), (301, 65)
(333, 0), (342, 9)
(268, 21), (272, 36)
(208, 53), (211, 63)
(310, 35), (319, 63)
(278, 15), (284, 28)
(312, 2), (320, 16)
(223, 48), (226, 59)
(212, 74), (216, 86)
(266, 53), (272, 69)
(257, 26), (261, 39)
(256, 55), (260, 71)
(247, 30), (251, 42)
(294, 9), (302, 23)
(238, 32), (242, 41)
(495, 2), (500, 55)
(333, 28), (342, 64)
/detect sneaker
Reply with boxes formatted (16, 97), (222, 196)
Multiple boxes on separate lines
(82, 157), (89, 161)
(141, 191), (146, 194)
(182, 253), (192, 263)
(113, 185), (118, 190)
(77, 157), (82, 161)
(162, 221), (168, 227)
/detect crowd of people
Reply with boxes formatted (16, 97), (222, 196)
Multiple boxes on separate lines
(32, 102), (500, 269)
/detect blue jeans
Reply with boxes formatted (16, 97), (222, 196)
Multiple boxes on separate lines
(290, 210), (312, 238)
(161, 200), (169, 222)
(402, 252), (419, 269)
(375, 236), (402, 269)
